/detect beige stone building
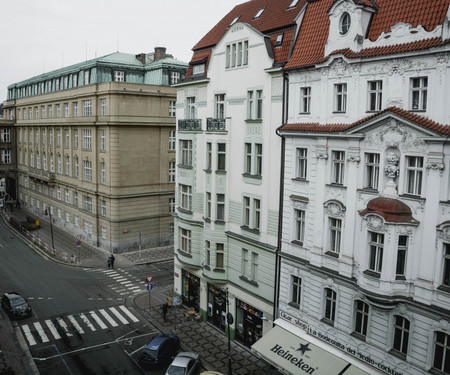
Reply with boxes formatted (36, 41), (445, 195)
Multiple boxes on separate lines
(3, 47), (187, 252)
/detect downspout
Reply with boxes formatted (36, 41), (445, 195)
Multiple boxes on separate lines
(273, 70), (289, 325)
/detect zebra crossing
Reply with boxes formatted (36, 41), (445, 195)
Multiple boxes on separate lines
(84, 268), (148, 296)
(20, 305), (139, 347)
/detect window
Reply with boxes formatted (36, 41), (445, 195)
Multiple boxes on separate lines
(36, 152), (40, 169)
(244, 143), (263, 176)
(171, 71), (180, 84)
(101, 227), (106, 240)
(180, 184), (192, 211)
(217, 143), (226, 171)
(64, 103), (69, 117)
(41, 106), (46, 118)
(254, 199), (261, 230)
(254, 8), (265, 19)
(100, 129), (106, 150)
(291, 276), (301, 305)
(83, 196), (93, 212)
(324, 288), (337, 323)
(242, 250), (258, 281)
(180, 140), (192, 166)
(56, 129), (61, 146)
(216, 194), (225, 221)
(101, 200), (106, 216)
(50, 153), (54, 172)
(48, 105), (53, 118)
(255, 144), (263, 175)
(433, 332), (450, 374)
(73, 129), (79, 148)
(340, 12), (351, 34)
(42, 129), (46, 145)
(65, 129), (70, 147)
(334, 83), (347, 112)
(295, 209), (305, 243)
(369, 232), (384, 273)
(296, 148), (307, 179)
(205, 192), (211, 219)
(396, 236), (408, 277)
(247, 90), (263, 120)
(354, 300), (369, 337)
(365, 153), (380, 189)
(73, 102), (78, 117)
(328, 218), (342, 254)
(300, 87), (311, 114)
(82, 129), (92, 149)
(216, 243), (224, 269)
(65, 189), (69, 203)
(83, 160), (92, 182)
(82, 100), (92, 116)
(57, 154), (62, 173)
(332, 151), (345, 184)
(205, 241), (211, 267)
(72, 74), (77, 88)
(368, 80), (382, 111)
(114, 71), (125, 82)
(169, 161), (176, 182)
(84, 221), (93, 235)
(84, 70), (90, 85)
(169, 101), (176, 117)
(100, 99), (106, 116)
(406, 156), (423, 195)
(179, 228), (191, 254)
(275, 33), (283, 47)
(187, 97), (196, 119)
(242, 249), (249, 278)
(169, 198), (175, 214)
(74, 157), (79, 178)
(100, 162), (106, 184)
(1, 129), (10, 142)
(393, 316), (410, 356)
(66, 212), (70, 223)
(1, 150), (11, 164)
(410, 77), (427, 111)
(192, 64), (205, 75)
(65, 156), (70, 175)
(229, 16), (240, 27)
(56, 104), (61, 118)
(169, 130), (176, 150)
(43, 153), (47, 171)
(73, 192), (78, 207)
(443, 243), (450, 287)
(74, 215), (79, 227)
(215, 94), (225, 119)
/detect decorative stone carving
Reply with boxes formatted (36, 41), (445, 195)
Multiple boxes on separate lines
(437, 226), (450, 242)
(317, 153), (329, 161)
(324, 201), (346, 218)
(384, 151), (399, 195)
(426, 161), (445, 176)
(347, 155), (361, 164)
(366, 215), (386, 232)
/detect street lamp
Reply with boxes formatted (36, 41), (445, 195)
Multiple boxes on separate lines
(44, 208), (54, 250)
(226, 288), (233, 375)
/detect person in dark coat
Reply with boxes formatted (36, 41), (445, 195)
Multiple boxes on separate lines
(162, 302), (168, 321)
(110, 254), (115, 269)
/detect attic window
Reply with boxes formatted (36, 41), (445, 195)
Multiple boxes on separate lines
(230, 16), (240, 27)
(192, 64), (205, 75)
(340, 12), (351, 35)
(288, 0), (299, 8)
(254, 8), (265, 19)
(275, 33), (284, 47)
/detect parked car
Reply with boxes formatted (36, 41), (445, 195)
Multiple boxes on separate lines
(139, 334), (180, 367)
(165, 352), (200, 375)
(1, 292), (32, 319)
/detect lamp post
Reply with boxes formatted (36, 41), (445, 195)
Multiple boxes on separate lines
(44, 208), (54, 250)
(226, 288), (233, 375)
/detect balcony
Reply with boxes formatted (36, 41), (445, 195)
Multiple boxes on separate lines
(206, 118), (226, 132)
(178, 119), (202, 131)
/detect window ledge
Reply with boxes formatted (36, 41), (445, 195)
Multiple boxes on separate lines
(350, 332), (366, 342)
(291, 240), (304, 247)
(203, 265), (210, 271)
(241, 225), (260, 235)
(239, 275), (258, 287)
(214, 220), (225, 225)
(178, 249), (193, 258)
(242, 173), (262, 180)
(178, 207), (193, 215)
(203, 217), (211, 223)
(332, 111), (347, 114)
(292, 177), (308, 182)
(326, 183), (347, 189)
(409, 109), (426, 113)
(177, 164), (193, 170)
(215, 170), (226, 175)
(437, 284), (450, 293)
(320, 318), (335, 327)
(388, 349), (406, 361)
(359, 187), (379, 193)
(203, 168), (212, 174)
(288, 302), (300, 309)
(325, 251), (339, 259)
(395, 275), (406, 281)
(213, 268), (226, 273)
(363, 269), (381, 279)
(399, 194), (425, 202)
(245, 119), (262, 124)
(299, 112), (311, 115)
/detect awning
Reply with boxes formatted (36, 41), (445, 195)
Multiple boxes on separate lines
(251, 326), (371, 375)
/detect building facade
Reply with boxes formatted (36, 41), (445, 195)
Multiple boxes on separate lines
(252, 0), (450, 374)
(3, 47), (187, 252)
(173, 0), (304, 348)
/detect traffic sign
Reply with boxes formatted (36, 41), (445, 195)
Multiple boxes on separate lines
(147, 284), (153, 291)
(145, 276), (154, 283)
(173, 297), (179, 306)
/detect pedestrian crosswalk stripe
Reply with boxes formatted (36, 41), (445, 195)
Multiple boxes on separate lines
(33, 322), (49, 343)
(90, 311), (108, 330)
(109, 307), (129, 325)
(119, 306), (139, 323)
(45, 319), (61, 340)
(22, 324), (37, 346)
(68, 315), (84, 335)
(99, 309), (118, 327)
(79, 313), (96, 332)
(57, 317), (73, 337)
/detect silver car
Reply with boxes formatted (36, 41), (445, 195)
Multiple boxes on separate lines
(165, 352), (200, 375)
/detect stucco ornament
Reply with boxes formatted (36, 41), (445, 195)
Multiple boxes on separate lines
(366, 215), (386, 232)
(426, 160), (445, 176)
(384, 152), (399, 195)
(324, 202), (346, 217)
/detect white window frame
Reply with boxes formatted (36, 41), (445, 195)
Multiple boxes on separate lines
(100, 129), (106, 150)
(334, 83), (347, 112)
(365, 153), (380, 189)
(179, 228), (191, 254)
(83, 160), (92, 182)
(296, 148), (307, 179)
(300, 87), (311, 114)
(367, 80), (382, 111)
(368, 231), (384, 273)
(405, 156), (423, 196)
(180, 184), (192, 211)
(328, 217), (342, 254)
(332, 150), (345, 184)
(410, 77), (428, 111)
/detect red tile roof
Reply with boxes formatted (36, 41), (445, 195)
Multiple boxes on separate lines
(279, 106), (450, 135)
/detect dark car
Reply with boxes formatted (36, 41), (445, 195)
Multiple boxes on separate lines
(139, 334), (180, 367)
(1, 292), (32, 319)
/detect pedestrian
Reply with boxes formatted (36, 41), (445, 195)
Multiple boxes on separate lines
(162, 302), (168, 321)
(110, 253), (115, 269)
(107, 256), (111, 268)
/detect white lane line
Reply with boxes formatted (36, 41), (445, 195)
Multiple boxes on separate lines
(56, 317), (73, 337)
(119, 306), (139, 323)
(79, 313), (96, 332)
(33, 322), (49, 343)
(128, 286), (141, 290)
(21, 324), (37, 346)
(90, 311), (108, 330)
(111, 275), (126, 280)
(102, 270), (118, 274)
(109, 307), (129, 325)
(68, 315), (84, 335)
(45, 320), (61, 340)
(99, 309), (118, 327)
(120, 280), (131, 285)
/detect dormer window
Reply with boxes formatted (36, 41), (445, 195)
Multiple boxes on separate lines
(230, 16), (240, 27)
(275, 33), (284, 47)
(288, 0), (299, 8)
(192, 64), (205, 75)
(340, 12), (351, 35)
(254, 8), (265, 19)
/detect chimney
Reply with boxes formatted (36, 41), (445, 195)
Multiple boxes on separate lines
(154, 47), (167, 60)
(135, 53), (146, 64)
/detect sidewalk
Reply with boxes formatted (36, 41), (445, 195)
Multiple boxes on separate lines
(0, 207), (276, 375)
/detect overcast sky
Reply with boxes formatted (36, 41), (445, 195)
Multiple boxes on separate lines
(0, 0), (245, 102)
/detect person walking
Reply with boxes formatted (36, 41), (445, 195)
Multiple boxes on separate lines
(110, 254), (115, 269)
(162, 302), (168, 322)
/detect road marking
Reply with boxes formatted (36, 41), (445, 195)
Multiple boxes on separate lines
(57, 317), (73, 337)
(109, 307), (129, 325)
(99, 309), (118, 327)
(68, 315), (84, 335)
(79, 313), (96, 332)
(90, 311), (108, 330)
(128, 286), (141, 290)
(21, 324), (37, 346)
(45, 320), (61, 340)
(33, 322), (49, 343)
(119, 306), (139, 323)
(111, 275), (125, 280)
(120, 280), (131, 285)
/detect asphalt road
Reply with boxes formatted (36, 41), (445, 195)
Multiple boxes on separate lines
(0, 220), (178, 375)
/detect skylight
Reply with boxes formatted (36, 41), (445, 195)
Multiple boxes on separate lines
(230, 16), (240, 27)
(275, 33), (284, 47)
(254, 8), (265, 19)
(288, 0), (300, 8)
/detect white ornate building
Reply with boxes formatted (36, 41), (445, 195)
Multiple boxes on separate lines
(254, 0), (450, 374)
